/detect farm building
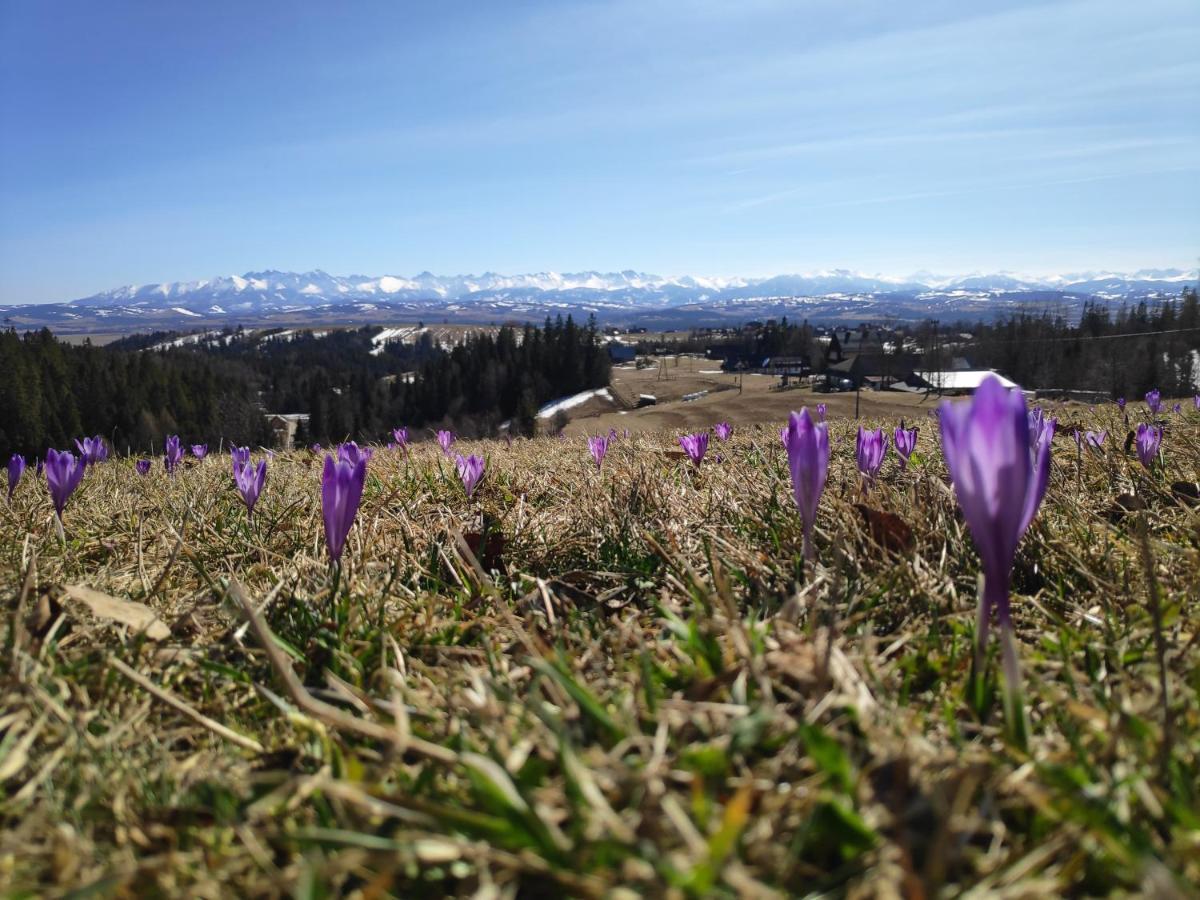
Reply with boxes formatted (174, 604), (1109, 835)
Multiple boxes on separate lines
(910, 370), (1020, 394)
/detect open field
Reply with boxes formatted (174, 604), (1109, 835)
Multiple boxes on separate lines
(565, 358), (943, 435)
(2, 407), (1199, 896)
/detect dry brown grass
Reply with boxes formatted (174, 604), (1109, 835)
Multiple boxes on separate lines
(1, 405), (1198, 897)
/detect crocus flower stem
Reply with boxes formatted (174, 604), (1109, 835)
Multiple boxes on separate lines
(999, 620), (1028, 748)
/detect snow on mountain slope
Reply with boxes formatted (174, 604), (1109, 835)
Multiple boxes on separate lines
(52, 267), (1196, 317)
(2, 267), (1192, 333)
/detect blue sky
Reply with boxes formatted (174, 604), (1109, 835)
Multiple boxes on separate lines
(1, 0), (1197, 303)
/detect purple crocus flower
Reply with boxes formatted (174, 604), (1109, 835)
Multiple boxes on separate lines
(939, 375), (1049, 698)
(310, 443), (322, 453)
(392, 427), (409, 453)
(437, 430), (456, 455)
(782, 409), (829, 561)
(135, 459), (152, 476)
(191, 444), (208, 460)
(1194, 394), (1200, 411)
(588, 435), (608, 470)
(45, 448), (86, 520)
(1135, 423), (1162, 469)
(7, 454), (26, 500)
(893, 425), (918, 471)
(1084, 430), (1107, 450)
(231, 445), (251, 474)
(1116, 397), (1126, 411)
(164, 435), (184, 476)
(714, 422), (732, 442)
(855, 427), (888, 486)
(1173, 403), (1182, 414)
(234, 459), (267, 518)
(321, 453), (367, 563)
(337, 442), (372, 466)
(1027, 407), (1056, 452)
(1145, 389), (1162, 414)
(678, 432), (709, 466)
(816, 403), (827, 422)
(75, 435), (108, 466)
(455, 453), (485, 498)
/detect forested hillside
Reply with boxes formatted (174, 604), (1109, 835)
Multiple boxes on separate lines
(0, 328), (269, 458)
(966, 290), (1199, 396)
(0, 316), (611, 458)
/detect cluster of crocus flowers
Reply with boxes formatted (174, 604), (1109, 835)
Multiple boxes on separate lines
(164, 435), (184, 475)
(855, 427), (888, 487)
(455, 453), (485, 498)
(321, 451), (367, 563)
(939, 375), (1048, 733)
(1145, 389), (1162, 415)
(7, 454), (25, 500)
(782, 409), (829, 561)
(45, 448), (86, 521)
(894, 424), (918, 470)
(678, 432), (708, 467)
(1135, 424), (1162, 469)
(714, 422), (732, 442)
(75, 436), (108, 466)
(437, 430), (456, 455)
(191, 444), (208, 460)
(588, 435), (609, 470)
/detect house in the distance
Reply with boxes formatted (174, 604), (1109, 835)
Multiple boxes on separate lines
(824, 351), (919, 390)
(606, 341), (636, 363)
(265, 413), (309, 449)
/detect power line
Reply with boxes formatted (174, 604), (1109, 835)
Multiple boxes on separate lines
(986, 325), (1200, 345)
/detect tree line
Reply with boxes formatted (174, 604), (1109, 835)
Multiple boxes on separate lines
(961, 289), (1199, 397)
(0, 328), (270, 459)
(0, 315), (611, 459)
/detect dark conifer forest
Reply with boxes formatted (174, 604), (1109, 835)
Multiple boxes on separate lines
(0, 316), (611, 457)
(963, 291), (1199, 397)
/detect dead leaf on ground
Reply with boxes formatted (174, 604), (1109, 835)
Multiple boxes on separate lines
(1108, 493), (1147, 523)
(855, 504), (916, 554)
(1169, 481), (1200, 507)
(61, 584), (170, 640)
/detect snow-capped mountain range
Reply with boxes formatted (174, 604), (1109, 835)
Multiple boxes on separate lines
(2, 268), (1195, 333)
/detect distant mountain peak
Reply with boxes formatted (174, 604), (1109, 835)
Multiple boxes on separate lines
(1, 267), (1193, 333)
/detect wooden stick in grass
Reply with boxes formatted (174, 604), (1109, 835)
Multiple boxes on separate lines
(108, 655), (264, 753)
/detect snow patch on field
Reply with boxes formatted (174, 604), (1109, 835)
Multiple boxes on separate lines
(537, 388), (614, 419)
(370, 326), (425, 355)
(172, 307), (201, 317)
